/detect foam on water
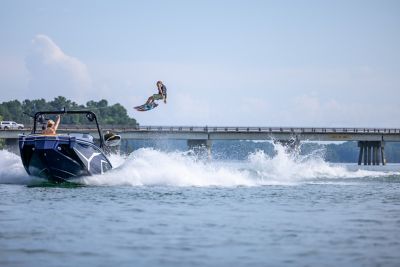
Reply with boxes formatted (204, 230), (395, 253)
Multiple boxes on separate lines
(0, 150), (32, 184)
(0, 143), (398, 186)
(247, 144), (395, 183)
(82, 144), (399, 187)
(83, 148), (254, 186)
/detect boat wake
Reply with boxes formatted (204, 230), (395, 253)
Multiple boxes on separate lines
(0, 150), (33, 184)
(83, 148), (253, 186)
(82, 144), (399, 186)
(1, 144), (398, 187)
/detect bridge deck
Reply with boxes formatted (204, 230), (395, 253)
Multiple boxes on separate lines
(1, 126), (400, 142)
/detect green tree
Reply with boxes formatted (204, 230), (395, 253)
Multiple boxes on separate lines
(0, 100), (25, 123)
(0, 97), (137, 127)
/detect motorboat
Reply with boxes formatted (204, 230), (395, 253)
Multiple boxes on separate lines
(19, 109), (121, 182)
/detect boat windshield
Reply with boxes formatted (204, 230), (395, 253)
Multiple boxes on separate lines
(69, 133), (94, 143)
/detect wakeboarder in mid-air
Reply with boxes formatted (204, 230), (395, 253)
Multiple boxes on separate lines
(134, 81), (167, 111)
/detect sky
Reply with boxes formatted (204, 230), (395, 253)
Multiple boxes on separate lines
(0, 0), (399, 127)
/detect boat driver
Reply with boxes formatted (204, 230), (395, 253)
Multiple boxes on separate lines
(42, 115), (61, 135)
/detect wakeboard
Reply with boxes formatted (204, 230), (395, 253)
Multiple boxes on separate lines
(134, 102), (158, 111)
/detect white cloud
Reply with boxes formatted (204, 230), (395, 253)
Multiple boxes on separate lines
(86, 60), (400, 127)
(25, 34), (92, 101)
(276, 94), (400, 127)
(0, 56), (29, 100)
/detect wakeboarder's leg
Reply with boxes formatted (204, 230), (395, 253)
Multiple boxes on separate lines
(146, 96), (154, 104)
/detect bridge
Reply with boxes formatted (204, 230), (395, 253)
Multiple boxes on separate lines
(2, 126), (400, 165)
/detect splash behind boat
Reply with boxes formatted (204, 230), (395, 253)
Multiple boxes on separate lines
(19, 110), (121, 182)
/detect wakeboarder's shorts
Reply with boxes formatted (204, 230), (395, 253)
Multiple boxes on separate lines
(152, 94), (164, 100)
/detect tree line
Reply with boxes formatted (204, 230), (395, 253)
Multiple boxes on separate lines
(0, 96), (137, 126)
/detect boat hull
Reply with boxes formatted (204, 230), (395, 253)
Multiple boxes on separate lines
(19, 135), (112, 182)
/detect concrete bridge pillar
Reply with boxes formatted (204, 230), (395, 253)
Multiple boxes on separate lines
(358, 141), (385, 165)
(187, 139), (212, 159)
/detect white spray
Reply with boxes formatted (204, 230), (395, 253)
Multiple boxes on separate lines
(0, 144), (397, 186)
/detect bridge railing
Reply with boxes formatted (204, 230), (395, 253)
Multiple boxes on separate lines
(1, 126), (400, 134)
(129, 126), (400, 134)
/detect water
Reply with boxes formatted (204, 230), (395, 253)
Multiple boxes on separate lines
(1, 146), (400, 267)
